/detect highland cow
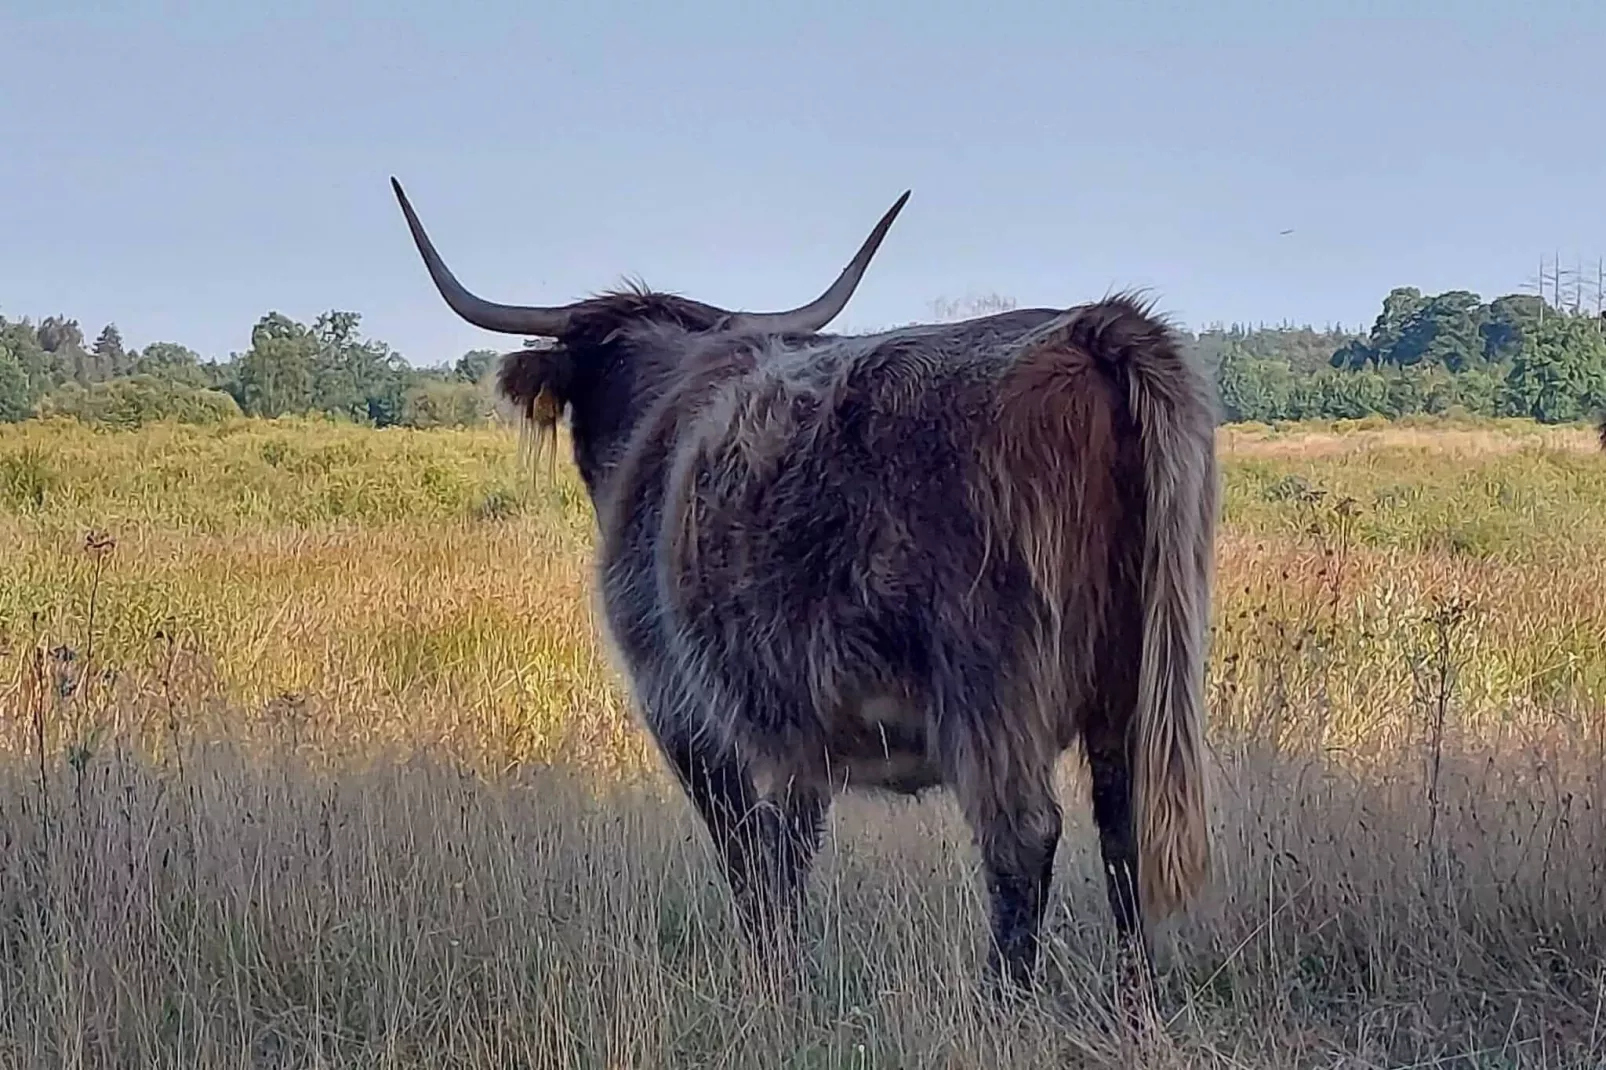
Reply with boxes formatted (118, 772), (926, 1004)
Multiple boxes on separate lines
(390, 177), (1220, 991)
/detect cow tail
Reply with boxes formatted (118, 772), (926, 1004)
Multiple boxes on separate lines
(1069, 293), (1219, 922)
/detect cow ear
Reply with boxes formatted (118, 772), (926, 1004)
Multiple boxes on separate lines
(497, 345), (575, 428)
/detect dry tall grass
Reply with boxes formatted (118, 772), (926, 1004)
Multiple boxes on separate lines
(2, 414), (1603, 1068)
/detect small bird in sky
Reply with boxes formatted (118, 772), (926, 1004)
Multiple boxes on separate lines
(1278, 228), (1295, 236)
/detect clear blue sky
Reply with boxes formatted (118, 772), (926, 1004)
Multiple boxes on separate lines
(3, 0), (1603, 368)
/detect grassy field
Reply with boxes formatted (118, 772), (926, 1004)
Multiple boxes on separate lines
(1, 413), (1604, 1068)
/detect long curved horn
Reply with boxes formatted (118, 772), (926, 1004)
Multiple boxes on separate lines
(391, 177), (575, 337)
(722, 190), (911, 335)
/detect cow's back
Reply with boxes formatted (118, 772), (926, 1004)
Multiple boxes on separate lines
(651, 313), (1071, 788)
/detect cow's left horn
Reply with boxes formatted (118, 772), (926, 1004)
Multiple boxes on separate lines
(722, 190), (911, 335)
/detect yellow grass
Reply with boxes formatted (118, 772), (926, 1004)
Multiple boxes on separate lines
(1218, 419), (1599, 460)
(1, 413), (1604, 1067)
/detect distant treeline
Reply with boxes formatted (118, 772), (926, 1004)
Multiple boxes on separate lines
(3, 284), (1605, 429)
(1201, 288), (1606, 426)
(0, 310), (503, 430)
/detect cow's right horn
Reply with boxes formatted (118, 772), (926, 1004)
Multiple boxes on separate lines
(391, 177), (576, 338)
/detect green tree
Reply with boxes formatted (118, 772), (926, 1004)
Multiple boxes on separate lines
(1447, 366), (1501, 416)
(36, 315), (84, 356)
(134, 341), (210, 387)
(299, 310), (412, 424)
(454, 348), (501, 385)
(1481, 294), (1546, 363)
(1501, 313), (1606, 422)
(1333, 286), (1426, 370)
(0, 317), (53, 408)
(38, 376), (241, 428)
(235, 312), (316, 417)
(92, 323), (130, 378)
(0, 348), (31, 421)
(1307, 368), (1389, 419)
(36, 315), (93, 384)
(1390, 290), (1485, 371)
(1215, 345), (1293, 422)
(1370, 287), (1426, 359)
(400, 379), (488, 428)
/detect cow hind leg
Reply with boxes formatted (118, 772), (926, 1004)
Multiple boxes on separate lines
(658, 729), (825, 956)
(967, 760), (1062, 995)
(1082, 664), (1163, 1014)
(979, 779), (1062, 996)
(752, 776), (829, 937)
(936, 650), (1062, 994)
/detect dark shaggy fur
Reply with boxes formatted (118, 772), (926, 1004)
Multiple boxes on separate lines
(493, 288), (1222, 993)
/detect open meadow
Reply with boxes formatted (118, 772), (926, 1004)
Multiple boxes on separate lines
(1, 414), (1604, 1069)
